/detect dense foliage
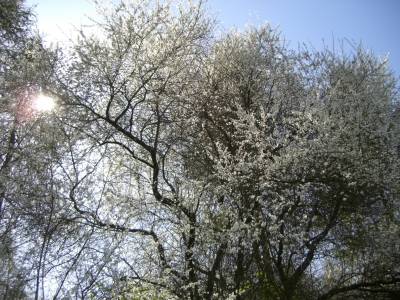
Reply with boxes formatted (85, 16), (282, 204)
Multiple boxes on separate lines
(1, 0), (399, 299)
(0, 0), (58, 298)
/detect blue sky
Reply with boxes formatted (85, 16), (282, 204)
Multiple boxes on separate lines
(27, 0), (400, 81)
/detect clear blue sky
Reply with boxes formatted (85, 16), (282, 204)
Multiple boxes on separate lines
(27, 0), (400, 81)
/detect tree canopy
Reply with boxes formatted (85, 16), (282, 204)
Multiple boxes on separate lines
(1, 0), (399, 299)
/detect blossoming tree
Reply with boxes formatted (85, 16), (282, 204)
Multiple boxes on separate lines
(2, 0), (399, 299)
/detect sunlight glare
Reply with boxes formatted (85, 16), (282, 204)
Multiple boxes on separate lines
(36, 95), (55, 111)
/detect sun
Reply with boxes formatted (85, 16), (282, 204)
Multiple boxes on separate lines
(36, 95), (55, 111)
